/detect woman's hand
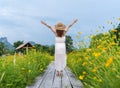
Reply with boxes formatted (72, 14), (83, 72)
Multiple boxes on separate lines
(41, 21), (46, 25)
(41, 21), (49, 27)
(65, 19), (78, 32)
(41, 20), (56, 34)
(73, 19), (78, 23)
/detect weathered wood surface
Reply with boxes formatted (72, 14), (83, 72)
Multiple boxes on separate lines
(26, 62), (83, 88)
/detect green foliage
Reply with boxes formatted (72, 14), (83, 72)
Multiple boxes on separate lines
(0, 42), (5, 56)
(47, 45), (55, 55)
(67, 32), (120, 88)
(114, 23), (120, 45)
(34, 43), (41, 52)
(89, 33), (104, 48)
(0, 51), (53, 88)
(13, 41), (23, 48)
(33, 43), (54, 55)
(66, 35), (74, 53)
(11, 35), (74, 56)
(13, 41), (25, 54)
(0, 42), (9, 56)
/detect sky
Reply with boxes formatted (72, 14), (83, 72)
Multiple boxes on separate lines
(0, 0), (120, 45)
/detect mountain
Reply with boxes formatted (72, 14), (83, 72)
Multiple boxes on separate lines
(29, 41), (36, 46)
(0, 37), (14, 50)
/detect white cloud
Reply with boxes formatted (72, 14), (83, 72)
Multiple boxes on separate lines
(0, 32), (4, 37)
(0, 0), (120, 45)
(0, 7), (15, 16)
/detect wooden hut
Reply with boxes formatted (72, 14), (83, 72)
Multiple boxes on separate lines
(16, 42), (33, 54)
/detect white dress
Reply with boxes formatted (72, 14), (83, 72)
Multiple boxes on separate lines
(55, 36), (66, 71)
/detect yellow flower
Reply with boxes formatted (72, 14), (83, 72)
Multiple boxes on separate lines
(78, 58), (82, 62)
(93, 76), (97, 80)
(107, 20), (112, 24)
(79, 75), (84, 80)
(92, 69), (97, 72)
(102, 47), (107, 51)
(96, 29), (98, 32)
(28, 70), (32, 73)
(109, 42), (116, 46)
(40, 68), (43, 71)
(21, 68), (25, 70)
(82, 71), (87, 75)
(98, 79), (102, 82)
(105, 57), (113, 67)
(112, 68), (116, 71)
(85, 56), (89, 60)
(104, 32), (109, 36)
(90, 35), (94, 38)
(86, 49), (92, 52)
(112, 35), (116, 39)
(28, 62), (30, 65)
(97, 45), (101, 48)
(82, 62), (87, 66)
(111, 29), (117, 32)
(118, 17), (120, 21)
(78, 32), (82, 34)
(118, 52), (120, 55)
(93, 52), (101, 57)
(76, 35), (80, 39)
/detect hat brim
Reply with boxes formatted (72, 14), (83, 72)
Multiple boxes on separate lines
(56, 27), (65, 30)
(55, 22), (66, 30)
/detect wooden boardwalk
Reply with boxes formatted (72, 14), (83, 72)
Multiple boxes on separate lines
(26, 62), (83, 88)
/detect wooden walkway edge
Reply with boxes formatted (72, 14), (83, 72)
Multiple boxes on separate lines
(26, 62), (83, 88)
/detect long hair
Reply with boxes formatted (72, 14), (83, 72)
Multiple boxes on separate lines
(56, 30), (65, 37)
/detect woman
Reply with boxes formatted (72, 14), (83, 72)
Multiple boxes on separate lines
(41, 19), (78, 76)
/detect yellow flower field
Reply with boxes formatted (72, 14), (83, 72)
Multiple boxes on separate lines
(67, 30), (120, 88)
(0, 51), (53, 88)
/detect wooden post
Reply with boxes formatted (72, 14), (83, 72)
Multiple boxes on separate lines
(26, 44), (28, 55)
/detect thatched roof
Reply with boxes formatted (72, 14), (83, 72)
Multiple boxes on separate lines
(16, 42), (33, 50)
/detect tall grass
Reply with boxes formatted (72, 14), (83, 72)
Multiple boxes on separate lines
(0, 51), (53, 88)
(67, 31), (120, 88)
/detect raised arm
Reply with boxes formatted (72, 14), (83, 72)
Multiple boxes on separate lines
(65, 19), (78, 32)
(41, 21), (56, 34)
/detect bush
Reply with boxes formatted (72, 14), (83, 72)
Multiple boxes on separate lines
(67, 32), (120, 88)
(0, 51), (53, 88)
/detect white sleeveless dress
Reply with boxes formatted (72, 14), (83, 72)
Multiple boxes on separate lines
(55, 36), (66, 71)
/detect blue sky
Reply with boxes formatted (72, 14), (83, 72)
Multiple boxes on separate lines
(0, 0), (120, 45)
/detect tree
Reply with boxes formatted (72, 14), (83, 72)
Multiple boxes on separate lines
(34, 44), (42, 52)
(114, 23), (120, 46)
(13, 41), (23, 48)
(0, 42), (9, 56)
(65, 35), (74, 53)
(48, 45), (54, 55)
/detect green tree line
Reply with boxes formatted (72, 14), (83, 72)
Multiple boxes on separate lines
(0, 35), (74, 56)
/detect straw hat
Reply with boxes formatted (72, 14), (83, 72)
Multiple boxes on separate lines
(55, 22), (66, 30)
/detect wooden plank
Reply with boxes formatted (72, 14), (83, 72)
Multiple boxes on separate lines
(26, 62), (83, 88)
(26, 62), (54, 88)
(65, 68), (83, 88)
(52, 70), (62, 88)
(61, 70), (72, 88)
(38, 63), (55, 88)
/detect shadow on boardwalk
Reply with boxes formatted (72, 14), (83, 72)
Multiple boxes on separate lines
(26, 62), (83, 88)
